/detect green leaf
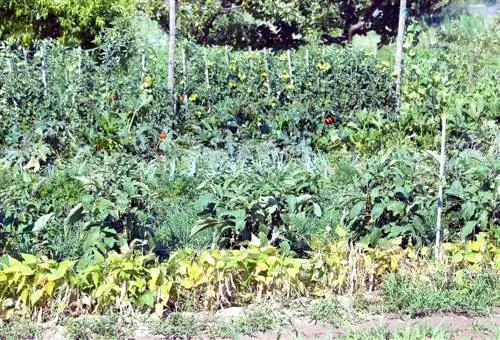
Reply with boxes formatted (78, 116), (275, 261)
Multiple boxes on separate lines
(97, 198), (114, 213)
(190, 218), (219, 237)
(371, 204), (384, 221)
(387, 201), (405, 215)
(138, 290), (155, 308)
(65, 203), (84, 224)
(460, 220), (477, 240)
(195, 194), (214, 210)
(313, 203), (322, 217)
(349, 201), (365, 220)
(447, 180), (464, 199)
(33, 213), (54, 234)
(30, 289), (44, 307)
(461, 202), (476, 220)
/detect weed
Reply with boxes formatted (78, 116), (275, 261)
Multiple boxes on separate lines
(471, 320), (499, 334)
(0, 317), (41, 340)
(211, 305), (284, 337)
(342, 324), (449, 340)
(148, 312), (199, 338)
(383, 270), (500, 317)
(63, 315), (131, 339)
(309, 296), (348, 326)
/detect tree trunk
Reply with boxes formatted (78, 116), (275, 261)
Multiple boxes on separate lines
(167, 0), (176, 96)
(394, 0), (407, 113)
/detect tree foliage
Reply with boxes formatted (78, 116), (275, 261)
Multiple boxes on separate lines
(0, 0), (137, 46)
(146, 0), (448, 49)
(0, 0), (448, 48)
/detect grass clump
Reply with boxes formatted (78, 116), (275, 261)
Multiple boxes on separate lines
(0, 317), (42, 339)
(308, 296), (349, 326)
(63, 314), (131, 340)
(342, 324), (449, 340)
(211, 305), (284, 337)
(382, 269), (500, 317)
(148, 312), (199, 338)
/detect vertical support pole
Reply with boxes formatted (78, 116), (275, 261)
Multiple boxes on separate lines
(77, 46), (82, 78)
(41, 45), (47, 90)
(435, 114), (447, 260)
(305, 49), (310, 70)
(6, 58), (12, 73)
(167, 0), (176, 99)
(395, 0), (407, 114)
(182, 48), (188, 111)
(141, 53), (147, 82)
(204, 47), (210, 87)
(263, 50), (271, 95)
(287, 49), (293, 88)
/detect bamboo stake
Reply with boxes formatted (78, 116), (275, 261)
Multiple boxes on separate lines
(394, 0), (407, 114)
(435, 114), (447, 260)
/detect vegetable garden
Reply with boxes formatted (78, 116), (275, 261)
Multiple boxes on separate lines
(0, 7), (499, 339)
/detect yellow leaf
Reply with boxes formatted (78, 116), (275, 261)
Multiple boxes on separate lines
(30, 289), (44, 307)
(467, 241), (481, 253)
(420, 246), (430, 257)
(183, 278), (194, 289)
(335, 226), (347, 238)
(20, 288), (29, 305)
(287, 267), (299, 278)
(20, 253), (38, 265)
(465, 253), (483, 264)
(155, 303), (164, 317)
(390, 255), (400, 271)
(45, 280), (56, 296)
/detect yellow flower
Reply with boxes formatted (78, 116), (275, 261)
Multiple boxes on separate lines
(189, 94), (198, 102)
(317, 62), (331, 72)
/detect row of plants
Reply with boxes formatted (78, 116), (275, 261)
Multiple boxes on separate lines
(0, 231), (498, 319)
(0, 34), (395, 165)
(1, 143), (497, 264)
